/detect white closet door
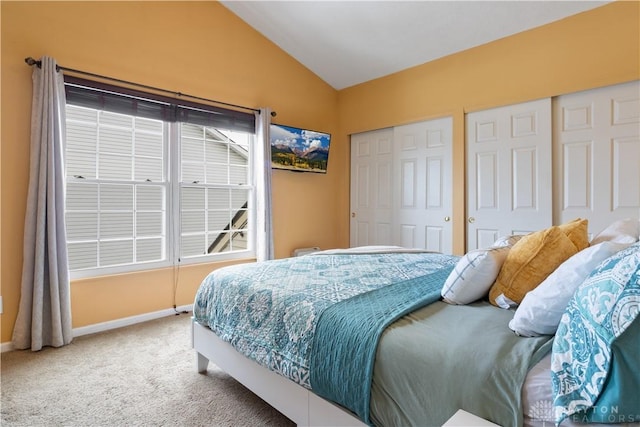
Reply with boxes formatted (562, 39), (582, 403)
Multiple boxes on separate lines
(350, 128), (394, 247)
(554, 80), (640, 237)
(466, 98), (553, 250)
(393, 117), (453, 253)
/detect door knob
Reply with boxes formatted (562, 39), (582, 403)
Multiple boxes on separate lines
(468, 217), (475, 223)
(444, 216), (450, 222)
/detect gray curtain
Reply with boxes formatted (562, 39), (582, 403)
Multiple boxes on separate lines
(12, 56), (72, 351)
(255, 108), (274, 261)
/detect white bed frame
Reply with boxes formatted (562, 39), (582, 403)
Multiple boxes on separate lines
(191, 319), (367, 427)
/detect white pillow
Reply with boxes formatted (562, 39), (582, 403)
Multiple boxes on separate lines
(441, 246), (511, 305)
(509, 241), (630, 337)
(492, 234), (524, 248)
(590, 218), (639, 245)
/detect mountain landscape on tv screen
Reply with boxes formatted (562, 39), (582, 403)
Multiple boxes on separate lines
(270, 124), (331, 173)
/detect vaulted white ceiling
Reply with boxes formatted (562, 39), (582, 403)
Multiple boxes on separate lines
(221, 1), (611, 90)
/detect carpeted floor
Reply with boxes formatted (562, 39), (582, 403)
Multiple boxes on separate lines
(1, 313), (296, 427)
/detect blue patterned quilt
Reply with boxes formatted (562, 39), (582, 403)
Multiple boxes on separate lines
(192, 251), (458, 391)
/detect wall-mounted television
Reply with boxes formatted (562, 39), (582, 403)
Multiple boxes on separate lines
(270, 123), (331, 174)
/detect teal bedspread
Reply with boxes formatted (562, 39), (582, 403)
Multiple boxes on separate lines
(309, 267), (454, 424)
(193, 250), (553, 427)
(193, 251), (458, 390)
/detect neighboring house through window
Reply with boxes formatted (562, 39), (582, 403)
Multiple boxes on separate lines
(64, 77), (257, 278)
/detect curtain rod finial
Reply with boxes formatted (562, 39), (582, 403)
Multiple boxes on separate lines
(25, 57), (41, 67)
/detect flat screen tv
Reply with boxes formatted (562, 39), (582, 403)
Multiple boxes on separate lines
(270, 123), (331, 173)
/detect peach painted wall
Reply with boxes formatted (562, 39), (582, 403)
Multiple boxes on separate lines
(1, 1), (639, 345)
(338, 1), (640, 255)
(0, 1), (345, 344)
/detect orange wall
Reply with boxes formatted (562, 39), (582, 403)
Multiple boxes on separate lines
(1, 1), (639, 345)
(0, 1), (345, 343)
(338, 1), (640, 255)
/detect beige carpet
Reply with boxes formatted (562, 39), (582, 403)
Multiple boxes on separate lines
(1, 313), (296, 427)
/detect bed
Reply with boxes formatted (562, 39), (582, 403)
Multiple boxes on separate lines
(191, 220), (640, 427)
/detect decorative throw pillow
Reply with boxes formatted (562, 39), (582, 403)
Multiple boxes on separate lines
(590, 218), (639, 245)
(509, 241), (630, 336)
(551, 241), (640, 424)
(491, 234), (524, 248)
(441, 246), (511, 305)
(489, 226), (579, 308)
(558, 218), (589, 251)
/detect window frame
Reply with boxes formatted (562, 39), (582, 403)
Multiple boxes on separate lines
(171, 123), (256, 267)
(64, 79), (257, 279)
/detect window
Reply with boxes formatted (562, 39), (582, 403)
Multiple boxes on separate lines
(63, 77), (257, 277)
(178, 123), (251, 259)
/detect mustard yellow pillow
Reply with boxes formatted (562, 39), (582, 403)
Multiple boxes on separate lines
(489, 226), (579, 308)
(558, 218), (589, 251)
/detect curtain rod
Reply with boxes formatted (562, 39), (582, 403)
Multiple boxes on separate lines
(24, 56), (274, 116)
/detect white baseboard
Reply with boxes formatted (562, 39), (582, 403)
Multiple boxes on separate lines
(1, 341), (14, 353)
(0, 304), (193, 353)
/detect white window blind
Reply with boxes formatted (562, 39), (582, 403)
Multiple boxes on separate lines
(63, 78), (256, 277)
(65, 105), (167, 272)
(179, 124), (251, 259)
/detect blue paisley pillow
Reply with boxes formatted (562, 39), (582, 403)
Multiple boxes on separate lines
(551, 241), (640, 424)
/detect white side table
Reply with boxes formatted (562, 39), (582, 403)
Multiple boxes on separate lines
(442, 409), (500, 426)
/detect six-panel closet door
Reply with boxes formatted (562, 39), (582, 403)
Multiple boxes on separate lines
(393, 117), (453, 253)
(553, 80), (640, 237)
(350, 128), (395, 247)
(466, 98), (553, 251)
